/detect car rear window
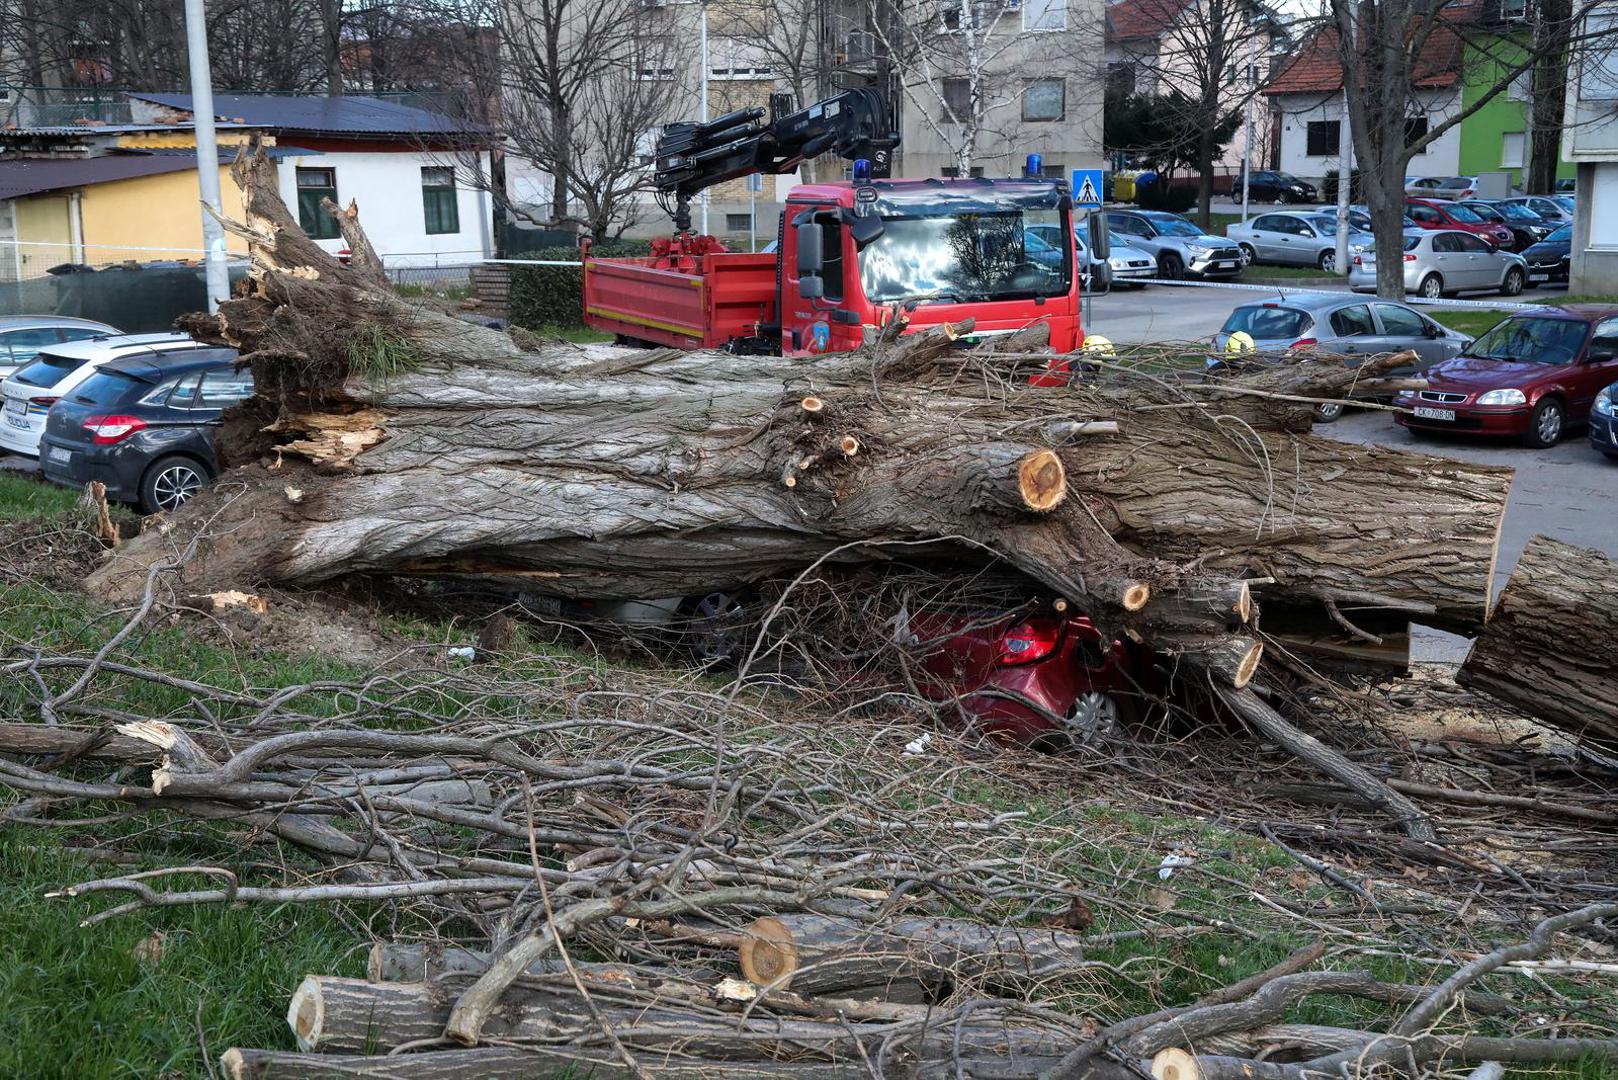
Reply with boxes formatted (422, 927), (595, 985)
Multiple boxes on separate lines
(11, 352), (87, 388)
(70, 371), (148, 406)
(1221, 306), (1312, 339)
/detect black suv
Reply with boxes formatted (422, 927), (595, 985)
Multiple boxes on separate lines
(1242, 170), (1318, 204)
(40, 347), (249, 513)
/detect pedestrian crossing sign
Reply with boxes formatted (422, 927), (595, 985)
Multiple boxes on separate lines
(1070, 169), (1104, 209)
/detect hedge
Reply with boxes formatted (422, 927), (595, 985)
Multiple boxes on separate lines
(1134, 182), (1199, 214)
(508, 239), (652, 330)
(1321, 169), (1364, 203)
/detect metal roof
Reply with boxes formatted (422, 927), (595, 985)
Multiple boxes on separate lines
(0, 123), (256, 137)
(0, 146), (312, 200)
(125, 92), (494, 139)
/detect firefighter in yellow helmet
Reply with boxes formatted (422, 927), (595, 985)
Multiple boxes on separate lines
(1225, 330), (1256, 356)
(1083, 334), (1115, 357)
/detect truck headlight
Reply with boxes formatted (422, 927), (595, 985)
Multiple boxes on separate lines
(1476, 388), (1527, 406)
(1596, 388), (1617, 416)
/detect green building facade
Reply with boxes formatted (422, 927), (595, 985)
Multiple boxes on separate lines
(1457, 39), (1575, 187)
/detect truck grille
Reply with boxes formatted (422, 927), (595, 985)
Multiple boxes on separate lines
(1419, 391), (1467, 404)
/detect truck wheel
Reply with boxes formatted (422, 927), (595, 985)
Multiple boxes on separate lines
(1522, 397), (1565, 448)
(140, 455), (209, 514)
(1158, 253), (1185, 280)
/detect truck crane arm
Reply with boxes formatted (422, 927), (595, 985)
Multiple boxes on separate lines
(652, 87), (898, 234)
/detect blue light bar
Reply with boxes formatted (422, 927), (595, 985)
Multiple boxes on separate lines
(1025, 153), (1043, 178)
(852, 158), (872, 182)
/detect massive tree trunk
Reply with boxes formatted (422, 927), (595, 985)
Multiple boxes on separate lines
(89, 143), (1513, 690)
(1458, 536), (1618, 749)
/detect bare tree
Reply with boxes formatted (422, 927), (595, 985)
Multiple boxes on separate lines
(1326, 0), (1616, 297)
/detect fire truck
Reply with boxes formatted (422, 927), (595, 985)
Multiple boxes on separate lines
(581, 88), (1095, 356)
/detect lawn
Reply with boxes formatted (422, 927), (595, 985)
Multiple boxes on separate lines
(1426, 292), (1618, 339)
(0, 471), (81, 519)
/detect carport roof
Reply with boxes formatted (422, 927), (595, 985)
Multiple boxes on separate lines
(126, 93), (496, 140)
(0, 146), (314, 201)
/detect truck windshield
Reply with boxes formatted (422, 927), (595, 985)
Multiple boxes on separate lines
(858, 208), (1071, 303)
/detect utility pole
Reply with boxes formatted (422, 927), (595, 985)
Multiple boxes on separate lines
(1333, 4), (1354, 278)
(183, 0), (229, 313)
(699, 0), (711, 235)
(1240, 41), (1255, 224)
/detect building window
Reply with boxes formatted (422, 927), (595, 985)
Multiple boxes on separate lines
(1404, 116), (1429, 148)
(422, 167), (460, 235)
(1501, 131), (1525, 168)
(725, 213), (751, 230)
(942, 77), (972, 121)
(1023, 0), (1066, 31)
(1023, 78), (1065, 121)
(1305, 120), (1339, 156)
(1106, 61), (1137, 95)
(296, 167), (339, 239)
(1579, 14), (1618, 101)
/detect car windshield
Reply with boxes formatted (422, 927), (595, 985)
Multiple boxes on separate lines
(1444, 204), (1484, 223)
(1547, 225), (1573, 243)
(1220, 306), (1311, 340)
(1464, 317), (1587, 365)
(1494, 202), (1538, 221)
(1146, 215), (1204, 237)
(1553, 196), (1574, 212)
(859, 207), (1071, 303)
(70, 371), (146, 406)
(1463, 204), (1503, 221)
(11, 352), (87, 389)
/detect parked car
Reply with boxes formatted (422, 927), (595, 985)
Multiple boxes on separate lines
(1405, 176), (1478, 200)
(1, 332), (214, 459)
(39, 347), (249, 513)
(1108, 210), (1244, 280)
(1225, 211), (1372, 271)
(1239, 170), (1319, 204)
(903, 606), (1147, 747)
(1405, 199), (1517, 249)
(1592, 380), (1618, 459)
(1212, 295), (1469, 420)
(1453, 200), (1554, 251)
(1495, 195), (1574, 226)
(1393, 305), (1618, 448)
(1350, 230), (1527, 298)
(1520, 224), (1573, 285)
(1075, 230), (1157, 287)
(1555, 178), (1577, 194)
(1347, 207), (1424, 235)
(0, 316), (120, 381)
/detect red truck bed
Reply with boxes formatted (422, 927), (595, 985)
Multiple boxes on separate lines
(583, 252), (778, 349)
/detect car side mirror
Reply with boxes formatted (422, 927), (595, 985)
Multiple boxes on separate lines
(1087, 212), (1110, 261)
(1589, 345), (1618, 362)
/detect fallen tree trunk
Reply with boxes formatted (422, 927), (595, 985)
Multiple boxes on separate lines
(88, 142), (1513, 689)
(1458, 535), (1618, 749)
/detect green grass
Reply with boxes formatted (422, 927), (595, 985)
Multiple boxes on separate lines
(345, 321), (421, 381)
(528, 324), (615, 344)
(393, 281), (472, 302)
(1241, 265), (1338, 280)
(1428, 308), (1513, 337)
(0, 472), (81, 520)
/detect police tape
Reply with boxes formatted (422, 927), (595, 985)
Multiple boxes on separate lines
(1122, 276), (1541, 311)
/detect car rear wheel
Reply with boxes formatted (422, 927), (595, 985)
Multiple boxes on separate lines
(1500, 267), (1525, 296)
(1317, 250), (1337, 273)
(1419, 274), (1444, 299)
(1312, 401), (1346, 423)
(140, 455), (208, 515)
(681, 590), (753, 664)
(1053, 691), (1136, 750)
(1158, 253), (1185, 280)
(1237, 243), (1256, 266)
(1523, 397), (1565, 449)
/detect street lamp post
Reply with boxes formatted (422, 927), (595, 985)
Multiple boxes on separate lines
(699, 0), (710, 236)
(182, 0), (230, 312)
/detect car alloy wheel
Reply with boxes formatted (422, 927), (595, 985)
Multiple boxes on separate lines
(1318, 250), (1336, 273)
(1159, 253), (1185, 280)
(1420, 274), (1443, 299)
(1501, 268), (1524, 296)
(152, 462), (204, 511)
(687, 590), (750, 662)
(1525, 398), (1564, 448)
(1312, 401), (1345, 423)
(1062, 692), (1121, 747)
(1238, 243), (1255, 266)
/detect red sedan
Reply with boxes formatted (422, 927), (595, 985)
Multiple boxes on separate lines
(1406, 199), (1515, 250)
(1394, 305), (1618, 447)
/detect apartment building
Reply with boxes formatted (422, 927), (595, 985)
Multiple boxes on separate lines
(1565, 0), (1618, 292)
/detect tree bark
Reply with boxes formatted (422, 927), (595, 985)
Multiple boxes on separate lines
(1458, 535), (1618, 749)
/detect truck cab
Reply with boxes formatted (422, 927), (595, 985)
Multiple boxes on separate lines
(582, 174), (1080, 356)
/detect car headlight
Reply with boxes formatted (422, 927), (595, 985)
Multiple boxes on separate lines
(1476, 388), (1527, 406)
(1596, 388), (1617, 416)
(1108, 257), (1126, 269)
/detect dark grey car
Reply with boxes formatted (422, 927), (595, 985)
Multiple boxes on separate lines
(1209, 293), (1471, 421)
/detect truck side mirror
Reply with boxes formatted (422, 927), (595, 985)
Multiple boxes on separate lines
(1087, 212), (1110, 261)
(796, 221), (824, 279)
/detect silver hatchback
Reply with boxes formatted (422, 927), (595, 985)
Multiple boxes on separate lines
(0, 316), (120, 381)
(1349, 230), (1528, 298)
(1226, 211), (1374, 271)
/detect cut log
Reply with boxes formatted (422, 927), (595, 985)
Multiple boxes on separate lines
(736, 912), (1096, 994)
(223, 1046), (887, 1080)
(1458, 535), (1618, 749)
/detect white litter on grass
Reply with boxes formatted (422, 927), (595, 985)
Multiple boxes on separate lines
(447, 646), (476, 661)
(903, 733), (933, 756)
(1158, 853), (1194, 880)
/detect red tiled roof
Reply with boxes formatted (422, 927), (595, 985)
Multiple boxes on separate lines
(1264, 23), (1463, 94)
(1105, 0), (1196, 42)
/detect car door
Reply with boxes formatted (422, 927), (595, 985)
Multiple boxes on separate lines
(187, 366), (257, 459)
(1448, 232), (1494, 289)
(1326, 303), (1377, 358)
(1575, 317), (1618, 417)
(1245, 214), (1283, 260)
(1371, 303), (1440, 367)
(1262, 216), (1302, 263)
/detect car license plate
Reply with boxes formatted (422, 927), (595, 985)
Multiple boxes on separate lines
(1413, 406), (1456, 421)
(3, 410), (30, 430)
(47, 446), (71, 465)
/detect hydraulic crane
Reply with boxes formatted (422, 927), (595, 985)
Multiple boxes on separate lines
(652, 86), (898, 235)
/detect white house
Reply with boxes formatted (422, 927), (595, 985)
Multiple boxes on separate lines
(127, 93), (498, 268)
(1263, 26), (1462, 185)
(1564, 1), (1618, 293)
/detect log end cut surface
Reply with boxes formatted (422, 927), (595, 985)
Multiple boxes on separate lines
(739, 916), (801, 989)
(1018, 449), (1067, 512)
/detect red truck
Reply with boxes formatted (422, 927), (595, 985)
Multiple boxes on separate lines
(581, 89), (1084, 356)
